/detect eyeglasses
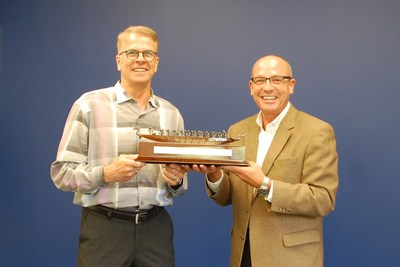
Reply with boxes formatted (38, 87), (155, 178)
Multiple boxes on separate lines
(251, 76), (292, 86)
(118, 49), (158, 61)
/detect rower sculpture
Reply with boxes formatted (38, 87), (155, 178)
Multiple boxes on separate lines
(133, 125), (248, 166)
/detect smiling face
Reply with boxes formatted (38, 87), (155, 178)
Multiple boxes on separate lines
(249, 55), (296, 125)
(116, 32), (159, 89)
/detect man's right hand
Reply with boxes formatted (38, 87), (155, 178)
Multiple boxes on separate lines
(103, 154), (145, 183)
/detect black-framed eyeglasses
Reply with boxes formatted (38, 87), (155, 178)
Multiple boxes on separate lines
(251, 76), (292, 86)
(118, 49), (158, 61)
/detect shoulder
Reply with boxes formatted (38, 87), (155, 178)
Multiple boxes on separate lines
(68, 87), (116, 116)
(228, 114), (258, 136)
(77, 87), (115, 102)
(231, 114), (258, 128)
(293, 108), (334, 131)
(73, 87), (116, 111)
(286, 107), (336, 144)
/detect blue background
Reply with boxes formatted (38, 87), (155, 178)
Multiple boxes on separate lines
(1, 0), (399, 266)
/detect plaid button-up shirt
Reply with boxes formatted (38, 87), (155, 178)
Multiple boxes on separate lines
(51, 82), (187, 209)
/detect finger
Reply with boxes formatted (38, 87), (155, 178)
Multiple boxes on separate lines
(164, 168), (177, 181)
(190, 164), (203, 173)
(182, 165), (192, 171)
(221, 165), (238, 171)
(169, 168), (183, 180)
(125, 154), (139, 160)
(165, 163), (180, 169)
(134, 162), (146, 168)
(163, 167), (176, 179)
(198, 164), (214, 173)
(166, 164), (184, 174)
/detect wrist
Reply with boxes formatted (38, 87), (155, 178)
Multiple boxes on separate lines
(170, 177), (183, 190)
(102, 166), (110, 183)
(207, 169), (223, 182)
(257, 176), (270, 196)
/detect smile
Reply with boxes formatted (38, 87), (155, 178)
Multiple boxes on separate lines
(262, 96), (277, 100)
(133, 68), (147, 72)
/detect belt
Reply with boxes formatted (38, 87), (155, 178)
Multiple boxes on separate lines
(87, 205), (164, 224)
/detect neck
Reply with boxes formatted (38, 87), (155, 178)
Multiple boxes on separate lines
(121, 81), (151, 112)
(261, 113), (277, 129)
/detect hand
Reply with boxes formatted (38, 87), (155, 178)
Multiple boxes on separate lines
(182, 164), (222, 182)
(162, 164), (186, 187)
(221, 161), (264, 187)
(103, 154), (145, 183)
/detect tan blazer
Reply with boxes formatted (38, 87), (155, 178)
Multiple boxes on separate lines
(208, 105), (339, 267)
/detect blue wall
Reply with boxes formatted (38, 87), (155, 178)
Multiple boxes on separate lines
(1, 0), (400, 266)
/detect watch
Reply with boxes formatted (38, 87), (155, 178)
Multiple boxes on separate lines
(257, 176), (270, 196)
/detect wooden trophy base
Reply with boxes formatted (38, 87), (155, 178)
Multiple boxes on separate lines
(136, 141), (248, 166)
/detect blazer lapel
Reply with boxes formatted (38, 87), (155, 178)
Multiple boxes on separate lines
(261, 106), (297, 175)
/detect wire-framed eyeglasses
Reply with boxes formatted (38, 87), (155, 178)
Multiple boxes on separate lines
(251, 76), (292, 86)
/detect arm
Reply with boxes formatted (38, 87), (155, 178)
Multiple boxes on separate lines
(50, 102), (144, 193)
(50, 103), (102, 193)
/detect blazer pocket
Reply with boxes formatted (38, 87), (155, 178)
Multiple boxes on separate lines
(282, 229), (320, 247)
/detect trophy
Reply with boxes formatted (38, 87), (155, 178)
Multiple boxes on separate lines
(134, 125), (248, 166)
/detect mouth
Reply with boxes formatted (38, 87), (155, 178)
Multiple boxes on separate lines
(261, 96), (277, 100)
(132, 67), (148, 72)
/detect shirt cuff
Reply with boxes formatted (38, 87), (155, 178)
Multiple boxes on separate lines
(206, 170), (224, 193)
(262, 179), (273, 202)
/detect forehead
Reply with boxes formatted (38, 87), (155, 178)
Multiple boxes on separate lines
(252, 57), (290, 76)
(119, 33), (158, 51)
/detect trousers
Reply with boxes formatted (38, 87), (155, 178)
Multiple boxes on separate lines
(77, 206), (175, 267)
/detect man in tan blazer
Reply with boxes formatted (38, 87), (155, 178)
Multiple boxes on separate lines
(187, 55), (339, 266)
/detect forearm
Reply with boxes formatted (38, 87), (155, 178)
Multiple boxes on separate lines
(51, 161), (104, 193)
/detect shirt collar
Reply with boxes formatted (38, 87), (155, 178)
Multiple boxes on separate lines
(114, 81), (159, 108)
(256, 102), (291, 130)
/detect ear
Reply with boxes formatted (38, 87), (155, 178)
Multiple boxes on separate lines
(116, 55), (121, 71)
(154, 57), (160, 73)
(249, 80), (255, 95)
(289, 78), (296, 95)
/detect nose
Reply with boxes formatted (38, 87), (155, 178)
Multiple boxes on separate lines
(136, 52), (146, 61)
(262, 80), (274, 90)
